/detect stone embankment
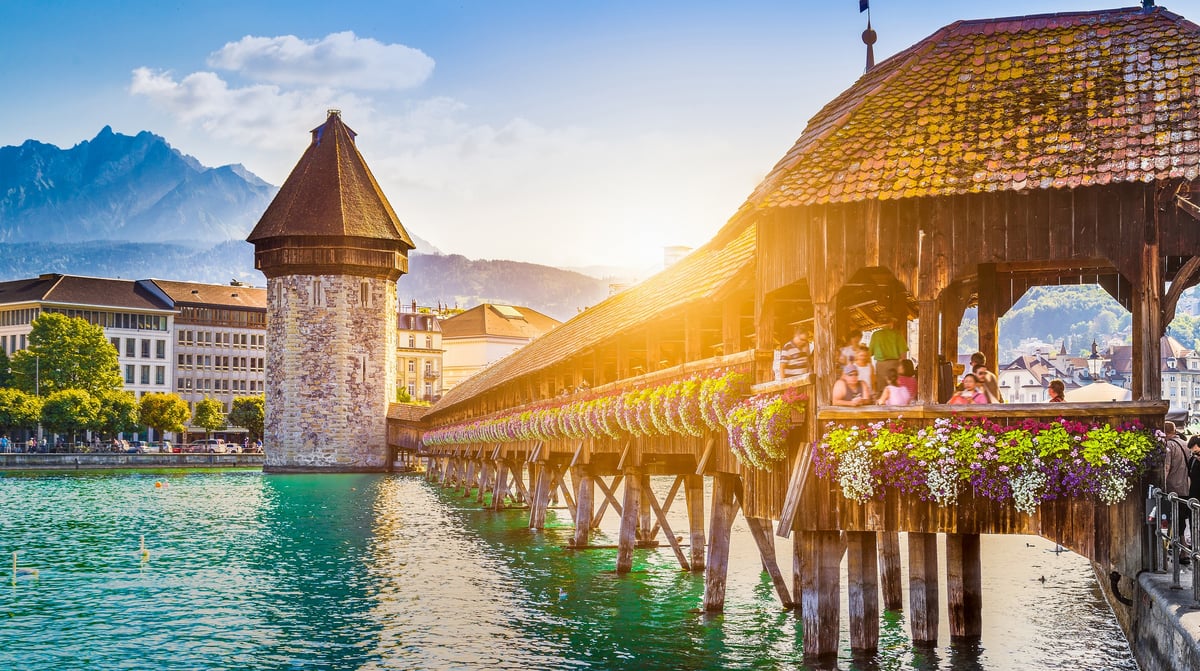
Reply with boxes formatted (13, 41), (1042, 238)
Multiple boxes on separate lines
(1133, 569), (1200, 671)
(0, 453), (264, 470)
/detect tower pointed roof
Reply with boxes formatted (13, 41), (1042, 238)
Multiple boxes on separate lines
(248, 110), (414, 248)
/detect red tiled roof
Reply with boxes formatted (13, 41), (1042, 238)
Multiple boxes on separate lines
(42, 275), (172, 311)
(747, 7), (1200, 209)
(248, 111), (414, 247)
(387, 403), (429, 422)
(431, 224), (757, 415)
(440, 304), (561, 340)
(150, 280), (266, 310)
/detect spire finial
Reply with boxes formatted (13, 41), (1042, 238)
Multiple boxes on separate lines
(860, 1), (876, 73)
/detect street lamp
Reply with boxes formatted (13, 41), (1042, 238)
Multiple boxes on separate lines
(1087, 340), (1104, 380)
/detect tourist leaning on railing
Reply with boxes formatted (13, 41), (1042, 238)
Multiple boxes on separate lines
(1148, 486), (1200, 602)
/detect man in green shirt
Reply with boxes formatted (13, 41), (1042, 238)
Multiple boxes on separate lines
(869, 315), (908, 385)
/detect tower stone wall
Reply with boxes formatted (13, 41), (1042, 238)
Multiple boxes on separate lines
(263, 274), (397, 471)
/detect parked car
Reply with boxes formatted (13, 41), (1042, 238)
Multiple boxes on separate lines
(185, 439), (227, 453)
(131, 441), (152, 453)
(150, 440), (172, 454)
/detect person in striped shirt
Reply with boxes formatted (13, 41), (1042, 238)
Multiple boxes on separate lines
(780, 328), (811, 378)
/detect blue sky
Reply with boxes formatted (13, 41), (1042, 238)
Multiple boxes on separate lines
(4, 1), (1200, 271)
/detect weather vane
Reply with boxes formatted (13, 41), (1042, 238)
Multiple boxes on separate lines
(861, 0), (877, 73)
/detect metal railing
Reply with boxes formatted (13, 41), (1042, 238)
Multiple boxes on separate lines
(1147, 485), (1200, 602)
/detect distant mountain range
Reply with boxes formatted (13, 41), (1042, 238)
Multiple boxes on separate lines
(0, 127), (609, 321)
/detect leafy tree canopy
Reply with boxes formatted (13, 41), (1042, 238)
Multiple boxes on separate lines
(96, 389), (139, 437)
(0, 348), (11, 388)
(0, 388), (42, 433)
(10, 313), (121, 396)
(192, 398), (227, 438)
(227, 395), (264, 441)
(139, 392), (190, 437)
(40, 388), (100, 437)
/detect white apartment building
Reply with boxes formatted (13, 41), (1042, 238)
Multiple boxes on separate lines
(397, 304), (443, 402)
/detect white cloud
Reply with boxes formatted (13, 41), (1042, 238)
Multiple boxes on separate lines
(207, 32), (433, 90)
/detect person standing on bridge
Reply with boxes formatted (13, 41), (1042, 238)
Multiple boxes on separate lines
(1164, 421), (1191, 561)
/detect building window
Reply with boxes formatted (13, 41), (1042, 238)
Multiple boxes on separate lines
(110, 337), (120, 351)
(140, 366), (150, 385)
(424, 383), (432, 398)
(155, 366), (165, 385)
(311, 279), (323, 307)
(156, 340), (166, 359)
(408, 335), (415, 348)
(177, 379), (184, 390)
(125, 365), (135, 384)
(425, 336), (432, 349)
(126, 339), (136, 358)
(360, 281), (370, 307)
(407, 360), (415, 373)
(407, 384), (415, 396)
(141, 339), (151, 358)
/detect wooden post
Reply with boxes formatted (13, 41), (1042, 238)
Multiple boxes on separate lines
(799, 530), (842, 662)
(878, 531), (903, 611)
(529, 462), (551, 531)
(746, 517), (792, 608)
(812, 302), (835, 407)
(616, 466), (642, 574)
(977, 264), (999, 373)
(916, 300), (939, 403)
(491, 460), (508, 511)
(638, 477), (653, 542)
(946, 533), (982, 641)
(846, 531), (880, 653)
(685, 475), (706, 571)
(704, 473), (739, 611)
(908, 531), (940, 646)
(476, 460), (490, 503)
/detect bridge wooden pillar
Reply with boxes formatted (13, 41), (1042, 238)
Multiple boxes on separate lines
(908, 531), (940, 646)
(685, 474), (706, 570)
(529, 449), (551, 531)
(947, 533), (982, 641)
(703, 473), (739, 610)
(616, 465), (643, 574)
(746, 517), (792, 608)
(847, 530), (879, 653)
(916, 300), (939, 403)
(491, 457), (509, 511)
(799, 529), (842, 662)
(878, 531), (903, 611)
(572, 465), (593, 547)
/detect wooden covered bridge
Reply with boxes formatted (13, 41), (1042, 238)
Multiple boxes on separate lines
(411, 6), (1200, 660)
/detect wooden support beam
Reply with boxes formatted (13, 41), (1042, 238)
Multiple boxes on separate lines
(946, 533), (982, 641)
(695, 437), (715, 475)
(685, 474), (706, 571)
(491, 460), (509, 511)
(554, 467), (577, 521)
(746, 517), (793, 608)
(847, 531), (880, 653)
(528, 462), (551, 531)
(643, 474), (690, 570)
(812, 302), (835, 407)
(977, 264), (999, 374)
(776, 444), (813, 538)
(616, 441), (632, 472)
(908, 532), (940, 647)
(638, 476), (653, 541)
(704, 473), (740, 611)
(799, 530), (842, 662)
(878, 531), (903, 612)
(592, 474), (624, 527)
(507, 459), (531, 503)
(616, 466), (643, 574)
(572, 467), (593, 547)
(647, 475), (685, 541)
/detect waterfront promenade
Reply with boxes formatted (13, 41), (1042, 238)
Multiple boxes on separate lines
(0, 452), (264, 470)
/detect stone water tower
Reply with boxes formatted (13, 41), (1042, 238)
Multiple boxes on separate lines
(248, 110), (414, 472)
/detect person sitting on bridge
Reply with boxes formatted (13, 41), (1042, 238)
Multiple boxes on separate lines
(1048, 379), (1065, 402)
(832, 364), (872, 406)
(948, 373), (987, 405)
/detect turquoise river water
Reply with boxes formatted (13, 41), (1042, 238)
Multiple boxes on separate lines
(1, 470), (1136, 670)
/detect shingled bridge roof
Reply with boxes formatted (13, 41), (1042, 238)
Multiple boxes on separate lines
(746, 6), (1200, 210)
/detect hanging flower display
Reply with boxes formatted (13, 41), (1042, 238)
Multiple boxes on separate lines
(814, 417), (1160, 513)
(723, 387), (807, 469)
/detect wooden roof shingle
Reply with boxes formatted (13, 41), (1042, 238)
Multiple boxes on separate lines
(747, 6), (1200, 210)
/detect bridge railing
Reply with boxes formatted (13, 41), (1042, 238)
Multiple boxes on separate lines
(1148, 486), (1200, 602)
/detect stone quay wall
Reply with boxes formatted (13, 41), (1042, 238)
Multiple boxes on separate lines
(0, 453), (264, 470)
(264, 274), (397, 472)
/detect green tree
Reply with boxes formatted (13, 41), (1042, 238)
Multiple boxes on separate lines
(10, 313), (121, 396)
(0, 348), (11, 388)
(41, 389), (101, 444)
(0, 388), (42, 436)
(227, 395), (264, 441)
(139, 392), (190, 439)
(192, 398), (227, 439)
(96, 389), (139, 438)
